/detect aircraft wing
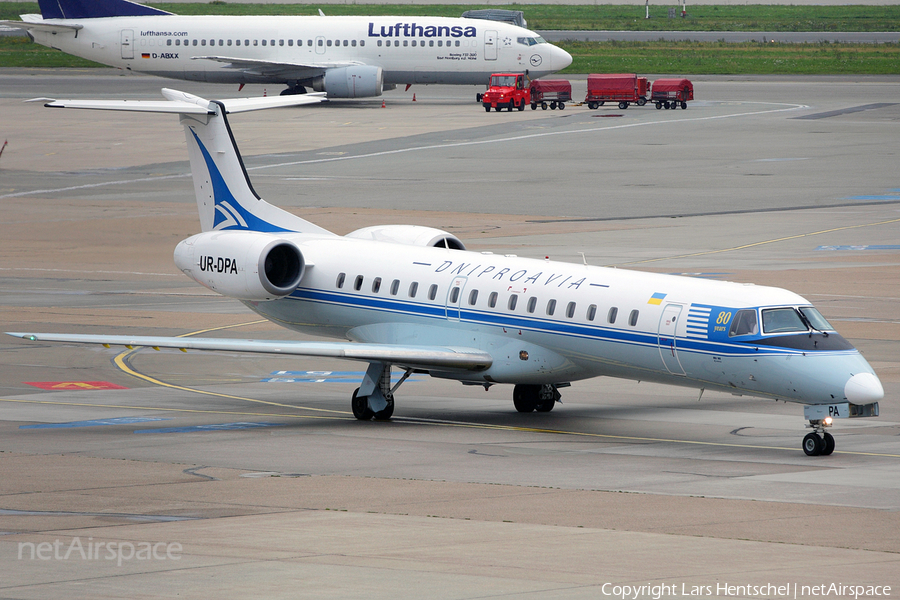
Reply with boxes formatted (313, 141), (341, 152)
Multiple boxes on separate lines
(6, 332), (493, 372)
(194, 55), (363, 80)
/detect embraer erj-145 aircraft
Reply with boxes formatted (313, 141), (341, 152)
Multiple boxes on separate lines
(3, 0), (572, 97)
(9, 91), (884, 457)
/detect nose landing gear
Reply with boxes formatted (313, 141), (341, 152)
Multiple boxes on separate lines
(802, 419), (835, 456)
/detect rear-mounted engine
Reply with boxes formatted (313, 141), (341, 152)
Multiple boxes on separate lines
(174, 231), (304, 300)
(344, 224), (465, 250)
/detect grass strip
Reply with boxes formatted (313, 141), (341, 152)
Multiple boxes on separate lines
(2, 35), (898, 75)
(3, 3), (900, 32)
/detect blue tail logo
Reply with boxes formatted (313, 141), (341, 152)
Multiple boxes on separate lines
(39, 0), (171, 19)
(190, 128), (292, 234)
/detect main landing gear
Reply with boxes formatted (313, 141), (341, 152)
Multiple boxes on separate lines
(802, 419), (835, 456)
(351, 362), (413, 421)
(513, 383), (561, 413)
(280, 85), (308, 96)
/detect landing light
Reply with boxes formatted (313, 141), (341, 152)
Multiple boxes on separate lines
(824, 416), (833, 426)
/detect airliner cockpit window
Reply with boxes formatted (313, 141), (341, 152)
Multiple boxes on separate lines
(534, 36), (546, 44)
(762, 308), (807, 334)
(729, 309), (758, 337)
(799, 307), (835, 332)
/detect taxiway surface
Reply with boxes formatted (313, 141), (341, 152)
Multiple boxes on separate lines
(1, 71), (898, 598)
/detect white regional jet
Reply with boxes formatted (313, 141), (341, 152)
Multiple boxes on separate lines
(3, 0), (572, 97)
(8, 90), (885, 457)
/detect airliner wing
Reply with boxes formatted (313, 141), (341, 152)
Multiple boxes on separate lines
(194, 55), (363, 80)
(6, 333), (493, 372)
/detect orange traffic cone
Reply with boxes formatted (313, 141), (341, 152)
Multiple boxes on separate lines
(412, 93), (416, 102)
(381, 99), (386, 108)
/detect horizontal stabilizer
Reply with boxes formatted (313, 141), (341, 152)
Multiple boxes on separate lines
(38, 88), (326, 115)
(1, 18), (83, 33)
(7, 333), (494, 372)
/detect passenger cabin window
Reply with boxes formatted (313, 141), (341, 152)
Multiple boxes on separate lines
(408, 282), (418, 298)
(449, 286), (460, 304)
(390, 280), (400, 296)
(372, 277), (382, 293)
(428, 284), (438, 301)
(729, 309), (758, 337)
(508, 294), (518, 311)
(546, 299), (556, 316)
(629, 310), (640, 327)
(468, 290), (478, 305)
(608, 307), (618, 324)
(566, 302), (576, 319)
(527, 297), (537, 313)
(336, 273), (346, 289)
(488, 292), (498, 308)
(762, 308), (808, 334)
(587, 304), (597, 321)
(354, 275), (364, 291)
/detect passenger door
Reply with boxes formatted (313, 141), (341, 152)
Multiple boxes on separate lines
(658, 304), (686, 375)
(120, 29), (134, 60)
(445, 277), (467, 321)
(484, 30), (497, 61)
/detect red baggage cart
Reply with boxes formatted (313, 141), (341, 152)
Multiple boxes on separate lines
(651, 78), (694, 110)
(529, 79), (571, 110)
(585, 74), (648, 110)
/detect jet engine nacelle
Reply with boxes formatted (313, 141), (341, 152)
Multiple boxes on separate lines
(345, 225), (466, 250)
(312, 66), (383, 98)
(174, 231), (305, 301)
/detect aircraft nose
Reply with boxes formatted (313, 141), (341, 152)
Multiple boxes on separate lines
(844, 372), (884, 403)
(550, 44), (572, 71)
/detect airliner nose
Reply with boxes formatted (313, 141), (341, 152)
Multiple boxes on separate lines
(844, 372), (884, 403)
(550, 44), (572, 71)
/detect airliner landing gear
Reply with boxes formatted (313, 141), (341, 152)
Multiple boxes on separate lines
(280, 85), (308, 96)
(351, 362), (412, 421)
(802, 420), (835, 456)
(513, 384), (561, 413)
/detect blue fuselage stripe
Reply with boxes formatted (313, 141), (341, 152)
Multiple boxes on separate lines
(287, 288), (847, 358)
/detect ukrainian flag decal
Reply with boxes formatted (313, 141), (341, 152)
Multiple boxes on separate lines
(648, 292), (667, 305)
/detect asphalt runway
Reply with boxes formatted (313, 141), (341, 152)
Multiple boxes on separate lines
(1, 70), (899, 598)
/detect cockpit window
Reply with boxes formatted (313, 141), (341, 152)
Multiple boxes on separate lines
(729, 309), (758, 337)
(799, 307), (834, 332)
(516, 36), (544, 46)
(762, 308), (808, 334)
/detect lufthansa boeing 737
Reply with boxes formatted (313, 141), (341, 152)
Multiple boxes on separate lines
(3, 0), (572, 97)
(8, 90), (884, 457)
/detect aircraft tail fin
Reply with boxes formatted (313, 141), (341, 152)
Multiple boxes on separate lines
(38, 0), (172, 19)
(41, 89), (333, 236)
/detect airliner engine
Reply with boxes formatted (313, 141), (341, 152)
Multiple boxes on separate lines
(344, 225), (466, 250)
(174, 231), (304, 301)
(312, 66), (384, 98)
